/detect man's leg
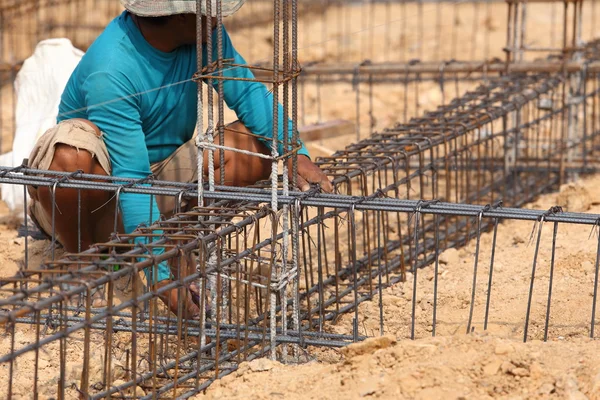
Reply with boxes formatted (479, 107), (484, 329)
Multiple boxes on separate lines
(29, 119), (115, 253)
(154, 121), (272, 216)
(152, 121), (273, 314)
(33, 144), (116, 252)
(28, 120), (118, 308)
(28, 120), (200, 317)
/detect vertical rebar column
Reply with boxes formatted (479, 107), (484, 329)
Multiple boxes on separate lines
(513, 0), (520, 62)
(203, 0), (219, 349)
(217, 0), (225, 188)
(506, 0), (513, 65)
(206, 1), (215, 196)
(270, 0), (281, 361)
(195, 0), (207, 349)
(196, 0), (205, 209)
(280, 0), (291, 361)
(0, 8), (4, 161)
(291, 0), (301, 360)
(216, 0), (229, 328)
(577, 0), (583, 52)
(519, 1), (526, 61)
(567, 0), (584, 182)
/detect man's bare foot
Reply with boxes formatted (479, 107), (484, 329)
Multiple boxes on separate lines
(91, 290), (108, 308)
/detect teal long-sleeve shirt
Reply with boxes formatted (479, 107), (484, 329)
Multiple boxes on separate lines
(58, 11), (308, 239)
(58, 12), (308, 282)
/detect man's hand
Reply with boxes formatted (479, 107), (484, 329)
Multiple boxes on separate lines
(290, 155), (333, 193)
(154, 280), (201, 319)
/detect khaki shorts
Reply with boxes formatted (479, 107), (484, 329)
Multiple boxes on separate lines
(28, 119), (202, 240)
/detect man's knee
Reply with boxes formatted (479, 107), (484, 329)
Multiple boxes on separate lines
(36, 143), (110, 208)
(50, 144), (92, 173)
(224, 121), (266, 149)
(226, 120), (248, 134)
(49, 144), (108, 178)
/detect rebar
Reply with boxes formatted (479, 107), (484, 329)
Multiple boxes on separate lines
(2, 0), (600, 398)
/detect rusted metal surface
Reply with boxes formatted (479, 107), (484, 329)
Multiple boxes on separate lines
(2, 0), (600, 398)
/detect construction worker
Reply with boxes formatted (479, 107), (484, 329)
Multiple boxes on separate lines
(26, 0), (332, 317)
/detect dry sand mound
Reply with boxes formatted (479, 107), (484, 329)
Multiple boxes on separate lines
(200, 334), (600, 400)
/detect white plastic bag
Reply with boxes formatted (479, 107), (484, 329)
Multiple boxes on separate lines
(1, 38), (84, 212)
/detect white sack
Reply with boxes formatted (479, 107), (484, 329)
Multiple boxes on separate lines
(1, 38), (84, 212)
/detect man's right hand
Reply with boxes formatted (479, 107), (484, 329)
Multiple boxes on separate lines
(291, 155), (334, 193)
(154, 280), (201, 319)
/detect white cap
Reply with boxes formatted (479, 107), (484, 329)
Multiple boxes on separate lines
(120, 0), (246, 17)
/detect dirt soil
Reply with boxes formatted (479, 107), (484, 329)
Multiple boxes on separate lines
(194, 174), (600, 400)
(1, 175), (599, 399)
(201, 335), (600, 400)
(1, 2), (600, 399)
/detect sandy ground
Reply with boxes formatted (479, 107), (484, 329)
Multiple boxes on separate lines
(327, 179), (600, 342)
(0, 207), (183, 399)
(1, 1), (600, 399)
(201, 335), (600, 400)
(0, 328), (144, 399)
(0, 163), (599, 399)
(194, 175), (600, 400)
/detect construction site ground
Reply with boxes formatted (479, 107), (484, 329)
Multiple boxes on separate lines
(2, 2), (600, 399)
(196, 175), (600, 400)
(0, 155), (599, 399)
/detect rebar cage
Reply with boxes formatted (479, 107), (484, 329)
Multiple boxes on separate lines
(2, 0), (600, 398)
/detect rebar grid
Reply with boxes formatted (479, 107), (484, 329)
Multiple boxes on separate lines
(1, 0), (600, 398)
(1, 41), (600, 394)
(2, 170), (600, 397)
(315, 69), (600, 202)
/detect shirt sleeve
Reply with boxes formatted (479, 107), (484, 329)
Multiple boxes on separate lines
(83, 71), (170, 283)
(207, 26), (310, 159)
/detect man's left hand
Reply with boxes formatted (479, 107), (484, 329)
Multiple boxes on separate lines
(290, 155), (333, 193)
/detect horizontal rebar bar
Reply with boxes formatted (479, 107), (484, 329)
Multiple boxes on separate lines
(1, 171), (597, 223)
